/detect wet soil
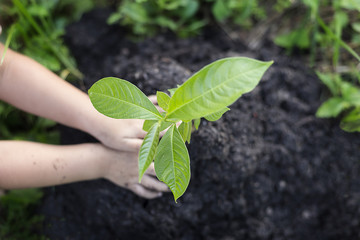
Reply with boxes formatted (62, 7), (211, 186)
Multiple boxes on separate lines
(39, 9), (360, 240)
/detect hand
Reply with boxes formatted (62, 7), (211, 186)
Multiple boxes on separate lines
(93, 95), (161, 152)
(101, 145), (169, 199)
(96, 118), (146, 152)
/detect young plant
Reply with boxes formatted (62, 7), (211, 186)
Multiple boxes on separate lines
(316, 72), (360, 132)
(89, 57), (273, 201)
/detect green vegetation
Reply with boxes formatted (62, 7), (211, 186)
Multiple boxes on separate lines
(265, 0), (360, 132)
(107, 0), (207, 38)
(89, 57), (273, 201)
(0, 0), (358, 236)
(108, 0), (360, 132)
(316, 72), (360, 132)
(0, 189), (45, 240)
(0, 0), (99, 237)
(0, 0), (94, 142)
(0, 0), (87, 79)
(107, 0), (267, 38)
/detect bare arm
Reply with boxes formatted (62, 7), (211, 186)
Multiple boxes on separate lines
(0, 42), (169, 198)
(0, 141), (107, 189)
(0, 44), (96, 133)
(0, 141), (167, 198)
(0, 43), (147, 151)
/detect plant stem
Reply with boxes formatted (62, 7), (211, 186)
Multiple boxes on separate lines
(1, 25), (15, 65)
(317, 15), (360, 63)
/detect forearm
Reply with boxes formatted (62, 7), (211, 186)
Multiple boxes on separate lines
(0, 141), (108, 189)
(0, 43), (106, 138)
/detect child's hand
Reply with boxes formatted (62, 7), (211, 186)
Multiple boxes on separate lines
(101, 145), (169, 199)
(91, 95), (162, 153)
(96, 118), (147, 152)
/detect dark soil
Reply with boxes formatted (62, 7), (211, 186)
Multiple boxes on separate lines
(38, 9), (360, 240)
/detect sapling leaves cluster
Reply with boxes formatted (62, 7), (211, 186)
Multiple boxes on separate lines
(89, 57), (273, 202)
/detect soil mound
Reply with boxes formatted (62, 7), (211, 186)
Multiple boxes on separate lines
(39, 9), (360, 240)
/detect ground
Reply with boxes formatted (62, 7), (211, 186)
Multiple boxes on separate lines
(38, 9), (360, 240)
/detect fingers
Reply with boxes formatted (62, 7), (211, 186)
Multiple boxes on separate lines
(121, 138), (143, 152)
(148, 95), (164, 112)
(135, 130), (147, 139)
(141, 175), (170, 192)
(145, 162), (156, 176)
(130, 174), (170, 199)
(142, 163), (170, 193)
(130, 184), (163, 199)
(156, 105), (164, 113)
(148, 95), (157, 104)
(129, 119), (147, 138)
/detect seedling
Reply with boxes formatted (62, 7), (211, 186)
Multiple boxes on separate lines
(89, 57), (272, 201)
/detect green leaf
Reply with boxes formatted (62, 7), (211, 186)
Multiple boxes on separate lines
(142, 109), (167, 132)
(178, 19), (207, 38)
(138, 122), (161, 182)
(340, 0), (360, 11)
(340, 108), (360, 132)
(154, 125), (190, 202)
(107, 13), (122, 25)
(274, 27), (311, 49)
(212, 0), (231, 22)
(302, 0), (319, 19)
(168, 88), (177, 97)
(154, 16), (178, 30)
(89, 77), (162, 120)
(193, 118), (201, 130)
(166, 57), (273, 121)
(352, 22), (360, 33)
(156, 91), (171, 111)
(143, 119), (173, 132)
(316, 72), (340, 96)
(28, 5), (49, 17)
(316, 97), (350, 118)
(204, 107), (230, 121)
(121, 2), (149, 23)
(334, 10), (349, 30)
(159, 121), (174, 131)
(168, 85), (181, 97)
(178, 121), (192, 143)
(157, 0), (184, 10)
(179, 0), (199, 20)
(340, 81), (360, 106)
(143, 120), (157, 132)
